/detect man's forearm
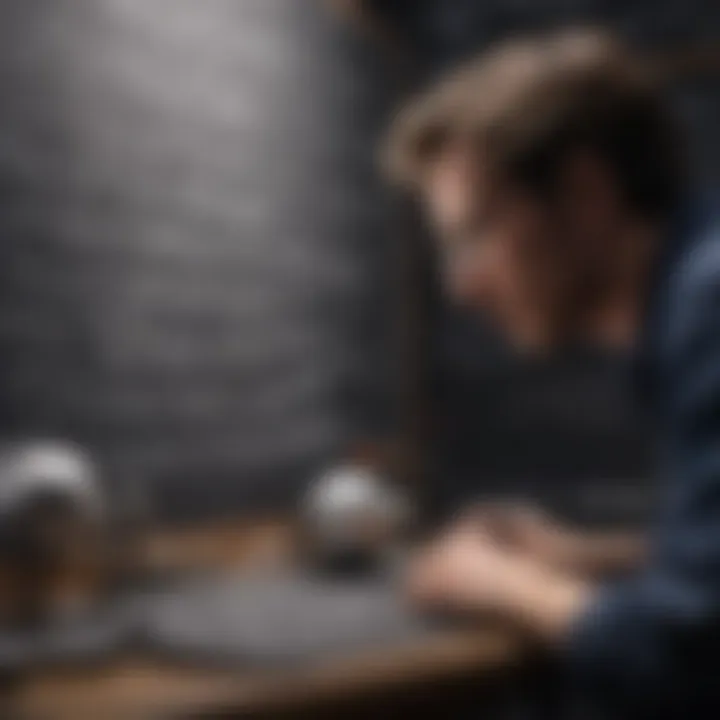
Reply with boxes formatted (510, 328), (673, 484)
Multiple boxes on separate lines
(504, 560), (594, 642)
(508, 532), (644, 640)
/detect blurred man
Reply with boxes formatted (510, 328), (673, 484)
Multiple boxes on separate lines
(385, 29), (720, 718)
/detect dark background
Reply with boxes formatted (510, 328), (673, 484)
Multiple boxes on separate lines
(0, 0), (717, 523)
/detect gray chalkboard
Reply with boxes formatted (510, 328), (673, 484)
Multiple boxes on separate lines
(0, 0), (396, 519)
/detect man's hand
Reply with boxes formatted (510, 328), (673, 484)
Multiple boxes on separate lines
(407, 521), (530, 616)
(463, 503), (568, 563)
(407, 520), (592, 642)
(465, 503), (645, 579)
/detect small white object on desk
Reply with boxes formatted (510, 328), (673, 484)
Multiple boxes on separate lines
(0, 440), (104, 522)
(302, 464), (412, 571)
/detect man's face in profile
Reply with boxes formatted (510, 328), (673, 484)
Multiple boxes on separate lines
(422, 148), (618, 350)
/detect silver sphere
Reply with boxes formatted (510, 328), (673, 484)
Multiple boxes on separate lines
(0, 440), (104, 523)
(302, 464), (411, 566)
(0, 440), (108, 626)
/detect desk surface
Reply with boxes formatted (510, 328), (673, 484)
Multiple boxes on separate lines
(5, 519), (526, 720)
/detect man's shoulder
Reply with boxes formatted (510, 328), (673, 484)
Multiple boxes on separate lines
(646, 211), (720, 414)
(675, 215), (720, 287)
(663, 210), (720, 356)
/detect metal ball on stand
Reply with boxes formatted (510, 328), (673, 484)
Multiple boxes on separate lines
(0, 440), (144, 629)
(300, 461), (415, 578)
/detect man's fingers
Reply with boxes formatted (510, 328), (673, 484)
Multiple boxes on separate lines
(405, 551), (444, 608)
(461, 502), (551, 539)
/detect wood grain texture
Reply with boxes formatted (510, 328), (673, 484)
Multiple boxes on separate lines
(4, 518), (526, 720)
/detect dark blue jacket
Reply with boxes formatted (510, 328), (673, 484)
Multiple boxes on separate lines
(566, 204), (720, 718)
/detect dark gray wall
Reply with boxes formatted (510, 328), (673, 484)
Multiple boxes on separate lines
(0, 0), (394, 518)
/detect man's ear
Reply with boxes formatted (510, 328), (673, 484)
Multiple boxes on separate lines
(555, 150), (621, 239)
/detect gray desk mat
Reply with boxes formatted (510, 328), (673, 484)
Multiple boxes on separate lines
(142, 569), (440, 669)
(0, 602), (138, 674)
(0, 569), (440, 672)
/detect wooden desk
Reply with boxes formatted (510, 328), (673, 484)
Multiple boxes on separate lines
(3, 519), (527, 720)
